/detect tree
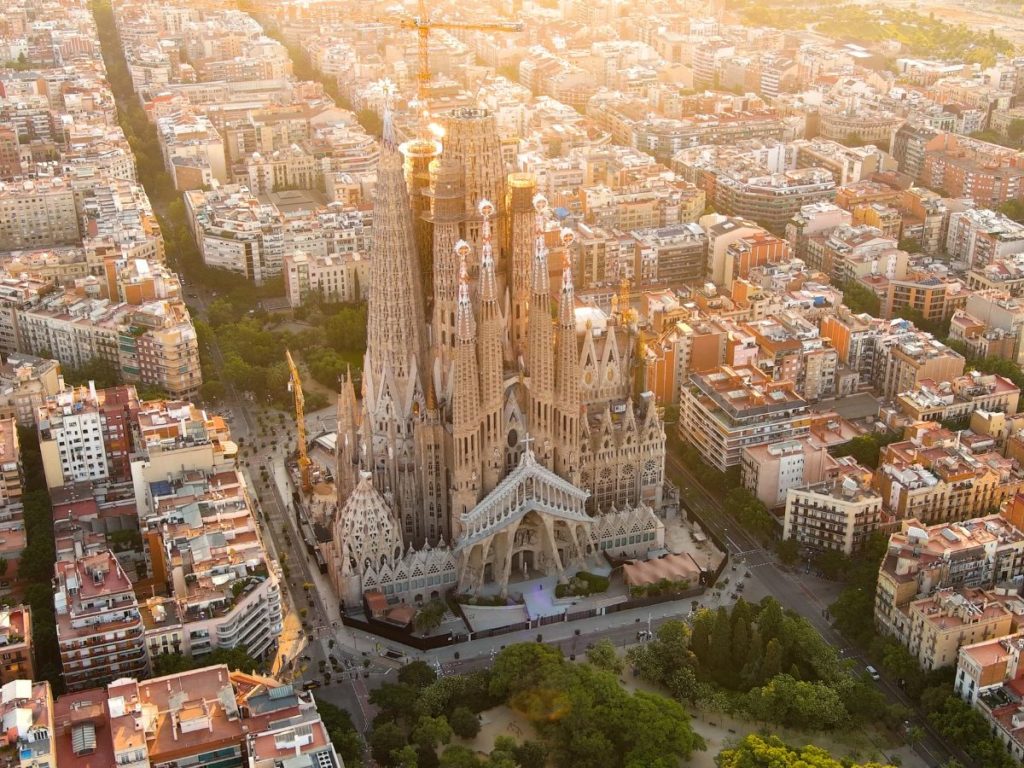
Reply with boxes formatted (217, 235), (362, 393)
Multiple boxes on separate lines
(411, 715), (453, 751)
(718, 734), (891, 767)
(510, 741), (547, 768)
(688, 610), (713, 666)
(152, 645), (260, 676)
(744, 675), (847, 730)
(438, 745), (482, 768)
(358, 109), (384, 137)
(1007, 119), (1024, 147)
(414, 599), (447, 635)
(153, 652), (193, 676)
(708, 606), (733, 677)
(61, 356), (121, 388)
(761, 639), (783, 682)
(740, 627), (763, 689)
(585, 639), (623, 674)
(841, 280), (881, 316)
(813, 549), (851, 581)
(314, 696), (364, 767)
(731, 612), (750, 671)
(370, 722), (407, 765)
(392, 745), (419, 768)
(370, 683), (421, 725)
(758, 598), (784, 645)
(775, 537), (800, 564)
(448, 707), (480, 739)
(830, 431), (900, 469)
(897, 236), (922, 253)
(488, 643), (564, 700)
(399, 660), (438, 690)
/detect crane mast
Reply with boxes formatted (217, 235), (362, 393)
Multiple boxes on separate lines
(366, 0), (523, 107)
(286, 349), (312, 493)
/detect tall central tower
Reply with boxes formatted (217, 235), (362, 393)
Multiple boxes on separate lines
(441, 108), (507, 280)
(362, 115), (429, 543)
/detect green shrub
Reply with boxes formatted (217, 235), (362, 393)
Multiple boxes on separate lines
(554, 571), (610, 598)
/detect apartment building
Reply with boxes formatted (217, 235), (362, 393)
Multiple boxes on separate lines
(793, 139), (896, 185)
(0, 606), (33, 685)
(186, 185), (371, 285)
(875, 429), (1024, 525)
(743, 311), (838, 401)
(631, 223), (708, 286)
(283, 249), (368, 307)
(882, 265), (970, 326)
(873, 328), (965, 401)
(783, 461), (884, 555)
(0, 679), (55, 768)
(950, 292), (1024, 365)
(139, 468), (281, 663)
(36, 384), (139, 490)
(890, 123), (947, 181)
(786, 201), (851, 265)
(921, 136), (1024, 209)
(947, 209), (1024, 268)
(852, 202), (902, 240)
(905, 587), (1021, 671)
(805, 224), (902, 284)
(156, 111), (228, 190)
(888, 374), (1020, 427)
(705, 217), (766, 287)
(641, 312), (728, 406)
(17, 292), (201, 399)
(679, 364), (811, 471)
(713, 167), (836, 235)
(0, 354), (61, 428)
(0, 417), (21, 512)
(834, 180), (902, 213)
(956, 631), (1024, 705)
(741, 435), (833, 509)
(820, 307), (884, 388)
(875, 514), (1024, 646)
(54, 665), (342, 768)
(0, 177), (79, 251)
(129, 398), (237, 518)
(897, 187), (950, 256)
(967, 254), (1024, 296)
(54, 550), (149, 691)
(721, 231), (790, 285)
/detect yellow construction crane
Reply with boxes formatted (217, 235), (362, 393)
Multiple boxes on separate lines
(370, 0), (524, 105)
(285, 349), (312, 493)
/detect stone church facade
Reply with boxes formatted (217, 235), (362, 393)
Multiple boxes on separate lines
(329, 105), (670, 605)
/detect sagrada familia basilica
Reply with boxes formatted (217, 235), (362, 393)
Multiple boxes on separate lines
(327, 104), (670, 607)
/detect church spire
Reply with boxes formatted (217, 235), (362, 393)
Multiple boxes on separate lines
(362, 86), (429, 543)
(526, 194), (555, 468)
(477, 200), (505, 493)
(555, 229), (581, 480)
(452, 245), (481, 522)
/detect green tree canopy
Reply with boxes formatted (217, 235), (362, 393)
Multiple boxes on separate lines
(717, 734), (894, 767)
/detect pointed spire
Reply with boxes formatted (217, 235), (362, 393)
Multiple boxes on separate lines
(456, 245), (475, 342)
(479, 199), (498, 303)
(559, 228), (575, 327)
(381, 80), (398, 151)
(531, 193), (550, 298)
